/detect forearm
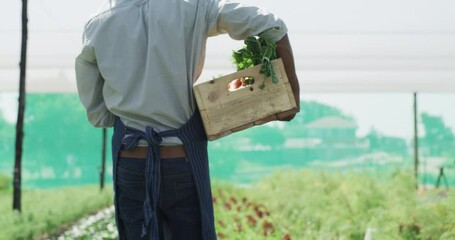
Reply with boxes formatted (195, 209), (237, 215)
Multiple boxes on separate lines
(275, 34), (300, 110)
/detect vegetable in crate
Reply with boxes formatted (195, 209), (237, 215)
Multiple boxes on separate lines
(232, 36), (279, 89)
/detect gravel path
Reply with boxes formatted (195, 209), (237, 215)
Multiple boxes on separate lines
(50, 206), (118, 240)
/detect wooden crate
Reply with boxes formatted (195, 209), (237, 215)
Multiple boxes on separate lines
(193, 58), (298, 140)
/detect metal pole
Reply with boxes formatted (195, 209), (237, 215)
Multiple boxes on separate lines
(100, 128), (107, 190)
(13, 0), (28, 212)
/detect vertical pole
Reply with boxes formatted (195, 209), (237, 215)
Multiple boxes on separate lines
(13, 0), (28, 212)
(100, 128), (107, 190)
(413, 92), (419, 190)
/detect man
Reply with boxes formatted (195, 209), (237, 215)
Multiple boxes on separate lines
(75, 0), (299, 239)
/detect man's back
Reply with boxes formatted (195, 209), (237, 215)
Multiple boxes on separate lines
(78, 0), (208, 140)
(76, 0), (288, 143)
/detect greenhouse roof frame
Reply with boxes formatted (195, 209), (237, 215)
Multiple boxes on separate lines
(1, 0), (454, 93)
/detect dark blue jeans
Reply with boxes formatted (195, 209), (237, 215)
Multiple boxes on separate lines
(116, 157), (202, 240)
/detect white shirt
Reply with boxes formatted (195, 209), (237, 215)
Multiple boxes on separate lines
(75, 0), (287, 144)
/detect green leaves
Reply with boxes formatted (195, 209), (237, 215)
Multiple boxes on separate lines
(232, 36), (278, 89)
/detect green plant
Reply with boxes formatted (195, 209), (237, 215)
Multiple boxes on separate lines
(211, 182), (290, 239)
(6, 171), (453, 240)
(247, 169), (454, 239)
(0, 185), (113, 240)
(415, 192), (455, 239)
(232, 36), (278, 89)
(0, 173), (12, 192)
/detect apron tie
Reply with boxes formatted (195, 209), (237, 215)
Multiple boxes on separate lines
(121, 126), (178, 239)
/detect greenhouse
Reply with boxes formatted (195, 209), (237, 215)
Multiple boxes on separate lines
(1, 0), (454, 239)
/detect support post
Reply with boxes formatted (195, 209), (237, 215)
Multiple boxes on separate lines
(13, 0), (29, 212)
(100, 128), (107, 190)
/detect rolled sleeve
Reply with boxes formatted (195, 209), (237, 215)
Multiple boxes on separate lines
(207, 0), (287, 41)
(75, 41), (114, 128)
(259, 26), (288, 43)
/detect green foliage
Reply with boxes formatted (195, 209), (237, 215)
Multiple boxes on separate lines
(0, 185), (113, 240)
(211, 182), (289, 239)
(420, 113), (455, 157)
(22, 173), (455, 240)
(232, 36), (278, 89)
(365, 129), (409, 156)
(416, 192), (455, 239)
(248, 169), (454, 239)
(0, 173), (12, 191)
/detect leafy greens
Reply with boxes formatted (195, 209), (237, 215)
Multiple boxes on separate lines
(232, 36), (278, 89)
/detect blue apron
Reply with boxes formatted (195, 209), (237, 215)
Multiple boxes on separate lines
(111, 111), (217, 240)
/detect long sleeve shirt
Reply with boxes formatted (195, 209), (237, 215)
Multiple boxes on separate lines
(75, 0), (287, 144)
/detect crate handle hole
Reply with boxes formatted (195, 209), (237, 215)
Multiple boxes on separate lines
(227, 77), (255, 92)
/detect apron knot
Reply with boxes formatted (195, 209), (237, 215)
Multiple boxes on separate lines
(146, 127), (163, 145)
